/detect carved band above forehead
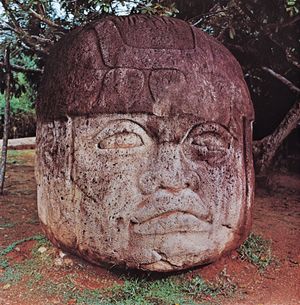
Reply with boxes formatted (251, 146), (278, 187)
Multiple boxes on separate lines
(37, 15), (254, 122)
(106, 15), (196, 50)
(94, 19), (197, 68)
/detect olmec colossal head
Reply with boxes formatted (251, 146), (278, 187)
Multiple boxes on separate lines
(36, 15), (254, 271)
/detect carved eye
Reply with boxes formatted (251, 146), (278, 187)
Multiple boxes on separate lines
(183, 124), (232, 164)
(98, 132), (144, 149)
(94, 120), (153, 152)
(190, 132), (227, 160)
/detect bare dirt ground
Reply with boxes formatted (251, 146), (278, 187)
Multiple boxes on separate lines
(0, 150), (299, 305)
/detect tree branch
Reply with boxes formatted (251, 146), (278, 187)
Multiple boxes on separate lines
(31, 35), (53, 44)
(14, 0), (64, 30)
(1, 0), (20, 30)
(253, 67), (300, 175)
(285, 49), (300, 69)
(265, 15), (300, 33)
(253, 100), (300, 175)
(262, 67), (300, 94)
(0, 61), (43, 74)
(1, 1), (50, 55)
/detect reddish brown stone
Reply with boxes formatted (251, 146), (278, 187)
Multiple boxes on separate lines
(36, 15), (254, 272)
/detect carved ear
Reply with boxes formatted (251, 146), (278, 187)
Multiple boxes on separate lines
(36, 119), (73, 181)
(240, 118), (255, 241)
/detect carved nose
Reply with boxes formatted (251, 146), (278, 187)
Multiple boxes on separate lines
(139, 143), (200, 194)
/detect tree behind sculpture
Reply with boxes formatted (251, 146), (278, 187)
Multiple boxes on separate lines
(0, 46), (11, 194)
(0, 0), (299, 178)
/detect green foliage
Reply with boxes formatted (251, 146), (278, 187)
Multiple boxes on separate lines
(0, 70), (35, 115)
(0, 234), (48, 270)
(27, 272), (43, 288)
(184, 276), (221, 298)
(1, 258), (46, 285)
(0, 266), (22, 284)
(285, 0), (299, 16)
(32, 234), (51, 250)
(0, 92), (35, 116)
(0, 235), (46, 257)
(238, 233), (273, 270)
(69, 288), (105, 305)
(0, 258), (9, 269)
(0, 221), (15, 228)
(74, 273), (236, 305)
(0, 0), (179, 109)
(5, 149), (35, 165)
(0, 235), (51, 287)
(0, 233), (237, 304)
(37, 275), (77, 299)
(183, 270), (237, 299)
(107, 277), (187, 305)
(133, 1), (179, 16)
(6, 149), (26, 164)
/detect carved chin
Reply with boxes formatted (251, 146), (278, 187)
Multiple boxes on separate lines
(124, 227), (234, 271)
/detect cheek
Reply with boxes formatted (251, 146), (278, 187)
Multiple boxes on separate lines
(72, 146), (153, 204)
(190, 150), (245, 226)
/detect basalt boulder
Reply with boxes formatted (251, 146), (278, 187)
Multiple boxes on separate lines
(36, 15), (254, 272)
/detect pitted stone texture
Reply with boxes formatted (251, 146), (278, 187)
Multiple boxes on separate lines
(37, 15), (253, 122)
(36, 15), (254, 272)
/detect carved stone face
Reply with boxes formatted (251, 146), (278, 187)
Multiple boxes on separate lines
(70, 113), (246, 270)
(36, 15), (254, 271)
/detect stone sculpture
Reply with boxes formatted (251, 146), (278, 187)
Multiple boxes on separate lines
(36, 15), (254, 271)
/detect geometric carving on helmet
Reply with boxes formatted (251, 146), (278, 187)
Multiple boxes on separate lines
(99, 68), (145, 112)
(150, 69), (186, 116)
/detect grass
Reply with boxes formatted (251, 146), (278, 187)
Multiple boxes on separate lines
(0, 258), (40, 285)
(183, 268), (237, 300)
(106, 277), (188, 305)
(237, 233), (273, 270)
(2, 233), (272, 304)
(0, 266), (22, 284)
(0, 234), (237, 305)
(63, 272), (236, 305)
(0, 221), (16, 228)
(1, 260), (237, 304)
(6, 150), (26, 164)
(6, 149), (35, 165)
(0, 234), (49, 274)
(22, 275), (206, 305)
(57, 277), (194, 305)
(0, 234), (46, 259)
(30, 234), (51, 254)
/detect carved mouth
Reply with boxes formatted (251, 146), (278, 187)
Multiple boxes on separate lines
(132, 211), (212, 235)
(131, 189), (212, 235)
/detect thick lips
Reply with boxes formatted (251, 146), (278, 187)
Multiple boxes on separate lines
(131, 189), (212, 235)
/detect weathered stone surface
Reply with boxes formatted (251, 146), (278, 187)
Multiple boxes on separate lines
(36, 15), (254, 272)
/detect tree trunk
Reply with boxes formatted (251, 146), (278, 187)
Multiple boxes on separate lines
(252, 67), (300, 180)
(0, 46), (11, 194)
(253, 99), (300, 176)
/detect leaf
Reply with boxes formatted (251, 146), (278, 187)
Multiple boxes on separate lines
(287, 0), (296, 5)
(102, 6), (109, 13)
